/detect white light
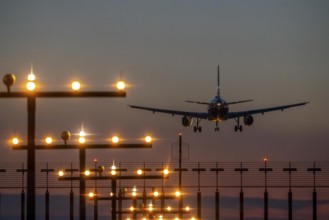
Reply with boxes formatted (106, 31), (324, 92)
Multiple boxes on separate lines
(79, 137), (86, 144)
(88, 192), (94, 198)
(163, 168), (169, 175)
(153, 191), (159, 197)
(28, 73), (36, 81)
(71, 81), (81, 91)
(111, 136), (119, 143)
(84, 170), (90, 176)
(26, 81), (36, 91)
(137, 169), (143, 175)
(175, 191), (181, 197)
(45, 137), (53, 144)
(58, 170), (64, 177)
(116, 80), (125, 90)
(79, 130), (86, 137)
(144, 136), (152, 143)
(12, 137), (19, 145)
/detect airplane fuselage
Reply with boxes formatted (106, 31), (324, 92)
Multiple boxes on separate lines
(207, 96), (229, 122)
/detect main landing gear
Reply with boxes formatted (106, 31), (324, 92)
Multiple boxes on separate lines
(234, 117), (243, 132)
(193, 118), (202, 132)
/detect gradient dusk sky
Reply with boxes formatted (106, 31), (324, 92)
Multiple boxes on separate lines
(0, 0), (328, 164)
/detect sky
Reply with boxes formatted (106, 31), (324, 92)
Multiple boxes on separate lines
(0, 1), (329, 219)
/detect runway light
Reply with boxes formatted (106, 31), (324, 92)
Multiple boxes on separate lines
(58, 170), (64, 177)
(153, 191), (159, 197)
(129, 206), (134, 212)
(163, 168), (169, 175)
(79, 130), (86, 137)
(111, 136), (119, 143)
(175, 191), (181, 197)
(27, 72), (36, 81)
(111, 162), (117, 175)
(71, 81), (81, 91)
(167, 206), (172, 211)
(88, 192), (94, 198)
(116, 80), (125, 90)
(12, 137), (20, 145)
(132, 186), (137, 197)
(148, 203), (153, 212)
(144, 135), (152, 143)
(26, 81), (36, 91)
(45, 137), (53, 144)
(84, 170), (90, 176)
(137, 169), (143, 175)
(79, 137), (86, 144)
(185, 206), (190, 211)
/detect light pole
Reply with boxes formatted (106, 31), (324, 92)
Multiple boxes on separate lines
(283, 162), (297, 220)
(1, 71), (127, 220)
(259, 158), (273, 220)
(235, 162), (248, 220)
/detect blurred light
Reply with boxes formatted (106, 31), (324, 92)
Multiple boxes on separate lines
(84, 170), (90, 176)
(58, 170), (64, 177)
(111, 136), (119, 143)
(153, 191), (159, 197)
(116, 80), (125, 90)
(148, 203), (153, 212)
(79, 137), (86, 144)
(163, 168), (169, 175)
(27, 72), (35, 81)
(79, 130), (86, 137)
(110, 192), (114, 197)
(71, 81), (81, 91)
(26, 81), (36, 91)
(137, 169), (143, 175)
(264, 157), (268, 162)
(111, 169), (117, 175)
(175, 191), (181, 197)
(144, 135), (152, 143)
(167, 206), (172, 211)
(175, 218), (179, 220)
(45, 137), (53, 144)
(129, 206), (134, 212)
(185, 206), (190, 211)
(12, 137), (19, 145)
(88, 192), (94, 198)
(132, 186), (137, 197)
(191, 218), (196, 220)
(111, 162), (117, 175)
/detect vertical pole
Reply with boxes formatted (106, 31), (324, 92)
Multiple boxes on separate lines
(27, 96), (36, 220)
(111, 179), (117, 220)
(215, 190), (219, 220)
(288, 190), (292, 220)
(132, 197), (137, 220)
(313, 190), (317, 220)
(79, 148), (86, 220)
(264, 190), (268, 220)
(94, 191), (98, 220)
(45, 189), (49, 220)
(197, 191), (201, 220)
(178, 133), (183, 219)
(21, 190), (25, 220)
(70, 190), (74, 220)
(240, 191), (244, 220)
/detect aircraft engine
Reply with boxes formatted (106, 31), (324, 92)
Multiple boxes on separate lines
(243, 115), (254, 126)
(182, 116), (193, 127)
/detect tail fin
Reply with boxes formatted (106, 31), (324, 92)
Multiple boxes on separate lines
(217, 65), (220, 98)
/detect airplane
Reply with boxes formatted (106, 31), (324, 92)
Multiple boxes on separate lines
(129, 66), (308, 132)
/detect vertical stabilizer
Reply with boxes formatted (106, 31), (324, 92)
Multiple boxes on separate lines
(217, 65), (220, 98)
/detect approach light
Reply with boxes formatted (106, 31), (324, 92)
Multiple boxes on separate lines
(45, 137), (53, 144)
(132, 186), (137, 197)
(137, 169), (143, 175)
(71, 81), (81, 91)
(12, 137), (20, 145)
(144, 135), (152, 143)
(3, 74), (16, 92)
(26, 81), (36, 91)
(153, 191), (159, 197)
(167, 206), (172, 211)
(88, 192), (94, 198)
(110, 163), (117, 175)
(111, 136), (119, 143)
(84, 170), (90, 176)
(163, 168), (169, 175)
(58, 170), (64, 177)
(148, 203), (153, 212)
(175, 191), (181, 197)
(185, 206), (190, 211)
(79, 137), (86, 144)
(129, 206), (134, 212)
(116, 80), (125, 90)
(27, 72), (36, 81)
(79, 130), (86, 137)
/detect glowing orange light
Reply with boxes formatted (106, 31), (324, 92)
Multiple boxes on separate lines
(144, 135), (152, 143)
(111, 136), (119, 143)
(163, 168), (169, 175)
(175, 191), (181, 197)
(153, 191), (159, 197)
(84, 170), (90, 176)
(116, 80), (125, 90)
(88, 192), (94, 198)
(167, 206), (172, 211)
(137, 169), (143, 175)
(71, 81), (81, 91)
(12, 137), (19, 145)
(58, 170), (64, 177)
(45, 137), (53, 144)
(26, 81), (36, 91)
(79, 137), (86, 144)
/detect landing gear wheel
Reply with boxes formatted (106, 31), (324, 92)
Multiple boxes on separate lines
(194, 126), (202, 133)
(234, 125), (243, 132)
(215, 127), (219, 132)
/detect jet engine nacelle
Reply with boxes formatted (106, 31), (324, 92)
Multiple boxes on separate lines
(244, 115), (254, 126)
(182, 116), (193, 127)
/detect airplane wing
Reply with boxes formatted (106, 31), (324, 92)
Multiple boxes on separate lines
(128, 105), (209, 119)
(228, 102), (309, 119)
